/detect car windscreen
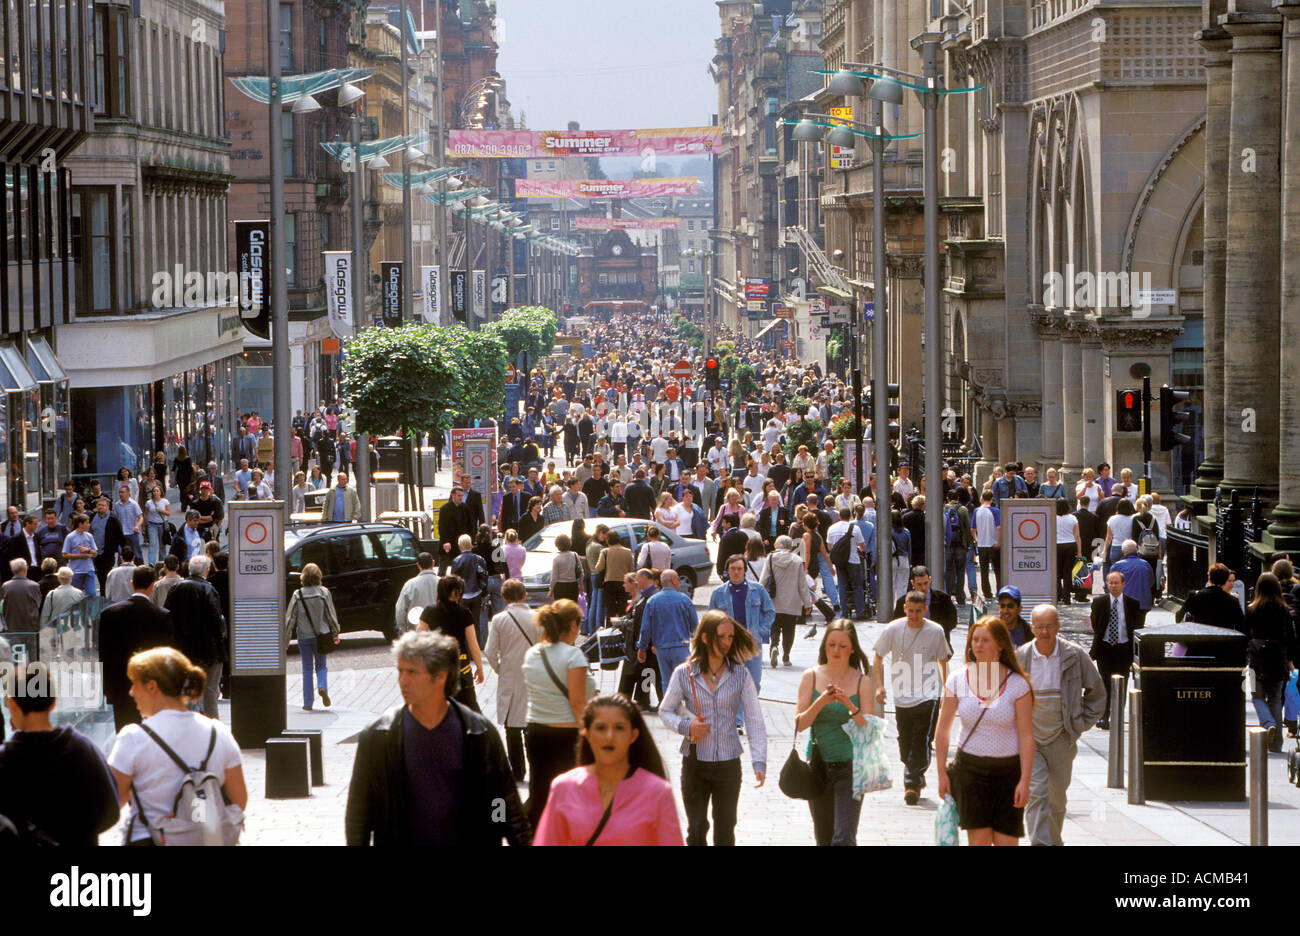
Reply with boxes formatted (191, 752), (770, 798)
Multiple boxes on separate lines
(522, 531), (558, 553)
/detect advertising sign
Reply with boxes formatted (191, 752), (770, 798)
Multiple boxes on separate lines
(516, 177), (700, 199)
(323, 250), (353, 338)
(473, 270), (486, 317)
(450, 270), (468, 321)
(744, 277), (770, 299)
(1000, 499), (1057, 605)
(772, 304), (795, 319)
(381, 261), (403, 327)
(574, 216), (681, 231)
(422, 265), (440, 323)
(450, 126), (722, 159)
(747, 300), (768, 313)
(234, 220), (270, 339)
(828, 106), (854, 170)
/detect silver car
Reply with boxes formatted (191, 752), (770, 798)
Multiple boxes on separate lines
(518, 518), (713, 605)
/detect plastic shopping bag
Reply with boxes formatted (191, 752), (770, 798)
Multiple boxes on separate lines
(843, 716), (892, 799)
(935, 794), (960, 847)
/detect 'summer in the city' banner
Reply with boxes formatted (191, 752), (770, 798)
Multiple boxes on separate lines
(515, 177), (700, 199)
(574, 217), (682, 231)
(449, 127), (721, 159)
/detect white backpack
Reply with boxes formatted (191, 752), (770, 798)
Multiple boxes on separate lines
(131, 725), (244, 846)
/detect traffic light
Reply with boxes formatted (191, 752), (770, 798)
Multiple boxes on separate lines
(1116, 388), (1142, 433)
(704, 356), (720, 391)
(1160, 384), (1192, 450)
(865, 384), (901, 441)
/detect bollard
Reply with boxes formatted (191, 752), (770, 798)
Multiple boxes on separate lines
(1248, 727), (1268, 846)
(265, 738), (312, 799)
(282, 729), (324, 786)
(1127, 685), (1144, 804)
(1107, 675), (1125, 789)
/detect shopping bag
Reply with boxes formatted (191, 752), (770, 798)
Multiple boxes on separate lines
(843, 716), (892, 799)
(935, 793), (960, 846)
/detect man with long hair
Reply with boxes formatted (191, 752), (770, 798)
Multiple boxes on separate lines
(659, 610), (766, 846)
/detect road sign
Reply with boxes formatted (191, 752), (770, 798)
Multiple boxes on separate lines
(809, 297), (827, 314)
(863, 302), (874, 322)
(1000, 499), (1057, 606)
(718, 378), (732, 394)
(229, 499), (286, 747)
(506, 363), (516, 381)
(773, 305), (795, 319)
(671, 359), (693, 378)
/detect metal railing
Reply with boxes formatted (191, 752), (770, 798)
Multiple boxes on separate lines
(1165, 525), (1208, 604)
(785, 225), (850, 295)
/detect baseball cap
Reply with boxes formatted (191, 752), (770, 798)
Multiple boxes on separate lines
(996, 585), (1022, 604)
(200, 480), (212, 489)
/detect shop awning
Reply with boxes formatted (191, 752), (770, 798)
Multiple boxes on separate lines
(754, 319), (784, 341)
(817, 284), (853, 300)
(0, 343), (38, 392)
(26, 336), (67, 383)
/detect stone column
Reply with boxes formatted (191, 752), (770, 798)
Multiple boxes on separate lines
(997, 412), (1017, 466)
(1267, 1), (1300, 550)
(1040, 334), (1065, 469)
(1220, 11), (1283, 504)
(1081, 341), (1106, 467)
(1061, 336), (1084, 482)
(1192, 26), (1232, 499)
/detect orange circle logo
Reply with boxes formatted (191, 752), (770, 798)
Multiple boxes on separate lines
(244, 520), (268, 545)
(1017, 517), (1041, 542)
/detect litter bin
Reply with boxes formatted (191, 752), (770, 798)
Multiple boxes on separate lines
(374, 436), (408, 473)
(1136, 621), (1248, 801)
(374, 471), (401, 515)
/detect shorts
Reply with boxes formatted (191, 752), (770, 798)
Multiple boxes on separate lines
(952, 751), (1023, 838)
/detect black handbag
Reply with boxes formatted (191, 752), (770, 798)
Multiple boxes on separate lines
(779, 735), (825, 800)
(301, 594), (336, 656)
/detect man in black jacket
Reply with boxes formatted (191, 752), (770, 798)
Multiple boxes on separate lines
(497, 476), (527, 535)
(716, 513), (750, 579)
(1091, 570), (1145, 728)
(0, 664), (120, 847)
(438, 487), (475, 573)
(1096, 485), (1126, 526)
(618, 569), (661, 710)
(455, 472), (485, 528)
(163, 554), (226, 719)
(99, 565), (176, 730)
(892, 565), (959, 650)
(345, 631), (530, 846)
(624, 469), (656, 519)
(1073, 495), (1106, 600)
(89, 497), (126, 591)
(1176, 562), (1245, 632)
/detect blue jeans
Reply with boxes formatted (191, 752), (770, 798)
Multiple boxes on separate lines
(299, 637), (329, 707)
(965, 547), (978, 596)
(809, 760), (862, 845)
(816, 554), (840, 611)
(1104, 545), (1123, 580)
(946, 545), (968, 603)
(656, 643), (690, 689)
(124, 532), (142, 562)
(584, 584), (604, 637)
(71, 571), (97, 596)
(146, 523), (166, 565)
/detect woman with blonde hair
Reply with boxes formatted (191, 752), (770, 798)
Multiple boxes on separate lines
(1076, 467), (1103, 514)
(285, 562), (341, 711)
(1038, 467), (1067, 501)
(655, 491), (680, 531)
(522, 599), (594, 827)
(107, 647), (247, 845)
(934, 616), (1034, 846)
(711, 487), (745, 538)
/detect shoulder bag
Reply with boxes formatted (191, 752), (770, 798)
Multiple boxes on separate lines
(302, 593), (336, 655)
(507, 609), (535, 647)
(780, 678), (835, 801)
(538, 644), (574, 700)
(584, 763), (636, 846)
(945, 670), (1009, 805)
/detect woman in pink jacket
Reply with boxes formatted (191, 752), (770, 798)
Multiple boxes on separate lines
(535, 694), (683, 846)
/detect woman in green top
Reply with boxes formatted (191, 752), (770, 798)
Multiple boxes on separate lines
(795, 620), (875, 845)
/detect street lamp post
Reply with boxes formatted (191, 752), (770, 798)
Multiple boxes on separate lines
(267, 0), (290, 520)
(869, 96), (892, 619)
(351, 106), (372, 520)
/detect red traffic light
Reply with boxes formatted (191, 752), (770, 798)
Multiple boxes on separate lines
(705, 358), (719, 370)
(1119, 391), (1137, 411)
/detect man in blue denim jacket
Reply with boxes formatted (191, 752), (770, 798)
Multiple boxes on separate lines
(708, 555), (775, 696)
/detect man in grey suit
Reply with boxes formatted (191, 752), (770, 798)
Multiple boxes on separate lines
(1, 558), (42, 634)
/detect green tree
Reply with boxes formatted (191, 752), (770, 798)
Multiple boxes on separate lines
(487, 305), (557, 376)
(443, 326), (508, 422)
(342, 324), (457, 437)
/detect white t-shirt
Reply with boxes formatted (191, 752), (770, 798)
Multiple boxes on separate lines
(945, 667), (1032, 758)
(108, 709), (243, 842)
(649, 437), (670, 463)
(1107, 513), (1133, 547)
(973, 505), (999, 548)
(1055, 513), (1079, 546)
(1079, 482), (1103, 513)
(874, 619), (952, 707)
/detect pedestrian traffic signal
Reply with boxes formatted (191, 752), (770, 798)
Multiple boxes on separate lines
(1160, 384), (1192, 450)
(704, 357), (720, 391)
(1116, 388), (1141, 433)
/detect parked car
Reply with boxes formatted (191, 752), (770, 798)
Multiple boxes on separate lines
(285, 521), (420, 640)
(518, 518), (712, 606)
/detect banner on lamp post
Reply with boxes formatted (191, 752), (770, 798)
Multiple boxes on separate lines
(473, 271), (486, 317)
(234, 220), (270, 340)
(381, 262), (403, 327)
(422, 265), (440, 323)
(450, 270), (467, 322)
(323, 251), (353, 338)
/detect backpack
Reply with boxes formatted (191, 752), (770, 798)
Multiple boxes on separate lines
(944, 506), (961, 549)
(1135, 516), (1160, 558)
(130, 725), (243, 846)
(830, 527), (854, 566)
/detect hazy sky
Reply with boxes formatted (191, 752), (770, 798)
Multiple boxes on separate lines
(495, 0), (719, 131)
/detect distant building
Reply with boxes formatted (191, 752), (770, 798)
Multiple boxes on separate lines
(576, 232), (657, 309)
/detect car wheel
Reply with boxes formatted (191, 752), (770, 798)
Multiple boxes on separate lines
(678, 567), (697, 597)
(381, 621), (399, 642)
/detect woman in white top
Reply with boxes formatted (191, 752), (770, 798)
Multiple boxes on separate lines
(144, 485), (171, 565)
(636, 524), (672, 571)
(291, 470), (309, 514)
(743, 537), (767, 585)
(791, 445), (815, 474)
(107, 647), (247, 845)
(1103, 498), (1136, 576)
(308, 465), (328, 490)
(522, 599), (594, 829)
(1054, 498), (1082, 603)
(1075, 467), (1103, 514)
(832, 478), (861, 514)
(1118, 468), (1139, 503)
(655, 492), (680, 532)
(934, 616), (1033, 846)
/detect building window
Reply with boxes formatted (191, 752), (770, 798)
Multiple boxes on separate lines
(598, 273), (607, 286)
(550, 217), (559, 230)
(282, 111), (294, 175)
(119, 191), (133, 310)
(90, 5), (129, 117)
(547, 161), (556, 170)
(56, 0), (66, 99)
(687, 220), (694, 231)
(568, 217), (577, 230)
(73, 186), (135, 315)
(321, 212), (330, 250)
(279, 3), (292, 71)
(284, 213), (296, 287)
(91, 5), (104, 110)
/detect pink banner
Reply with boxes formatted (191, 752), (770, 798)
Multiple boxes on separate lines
(574, 217), (682, 231)
(515, 177), (700, 199)
(448, 127), (721, 159)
